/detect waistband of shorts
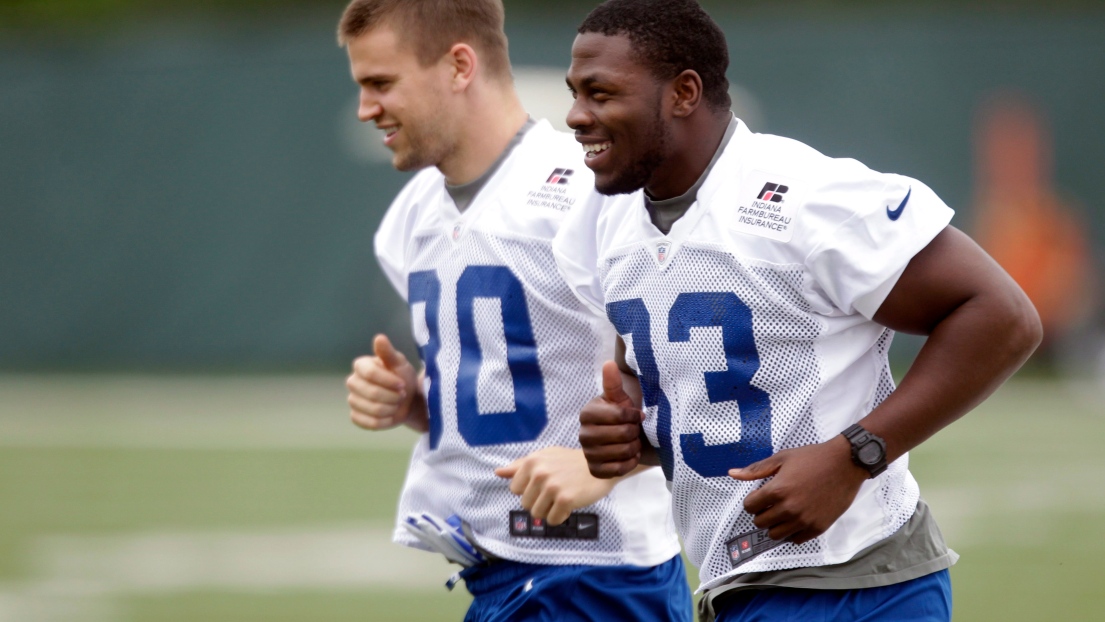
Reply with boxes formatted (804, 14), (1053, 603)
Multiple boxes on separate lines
(459, 559), (577, 596)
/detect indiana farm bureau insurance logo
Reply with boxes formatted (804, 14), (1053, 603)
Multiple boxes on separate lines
(734, 174), (799, 243)
(527, 168), (578, 211)
(756, 182), (788, 203)
(546, 168), (573, 184)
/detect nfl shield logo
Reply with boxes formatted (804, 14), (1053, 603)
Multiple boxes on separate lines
(514, 517), (527, 532)
(452, 223), (461, 240)
(657, 244), (669, 262)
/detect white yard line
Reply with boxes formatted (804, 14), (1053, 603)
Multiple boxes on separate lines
(923, 471), (1105, 548)
(29, 525), (453, 591)
(0, 525), (457, 622)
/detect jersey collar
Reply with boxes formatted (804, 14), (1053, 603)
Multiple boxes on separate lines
(437, 119), (552, 241)
(638, 116), (751, 270)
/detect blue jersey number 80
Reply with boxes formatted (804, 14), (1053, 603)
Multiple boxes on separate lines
(408, 267), (547, 450)
(607, 293), (773, 479)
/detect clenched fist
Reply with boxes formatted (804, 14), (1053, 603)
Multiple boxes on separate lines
(346, 334), (428, 432)
(495, 446), (617, 526)
(579, 361), (646, 479)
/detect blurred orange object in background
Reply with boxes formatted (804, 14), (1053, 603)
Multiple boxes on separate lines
(971, 94), (1098, 352)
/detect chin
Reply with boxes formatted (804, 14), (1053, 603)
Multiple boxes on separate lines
(392, 136), (448, 172)
(595, 171), (648, 196)
(393, 152), (430, 173)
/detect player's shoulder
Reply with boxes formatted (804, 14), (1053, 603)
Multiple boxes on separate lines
(514, 120), (594, 188)
(720, 123), (920, 221)
(376, 167), (446, 247)
(394, 166), (446, 207)
(385, 166), (446, 225)
(557, 184), (644, 262)
(739, 127), (873, 186)
(482, 120), (595, 237)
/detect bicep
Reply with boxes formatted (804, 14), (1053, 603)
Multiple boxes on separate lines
(873, 226), (1022, 335)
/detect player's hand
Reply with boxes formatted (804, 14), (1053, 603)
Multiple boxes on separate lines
(729, 436), (869, 544)
(579, 361), (644, 479)
(346, 334), (425, 432)
(495, 447), (617, 526)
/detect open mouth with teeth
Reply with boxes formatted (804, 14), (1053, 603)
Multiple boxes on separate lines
(583, 142), (611, 159)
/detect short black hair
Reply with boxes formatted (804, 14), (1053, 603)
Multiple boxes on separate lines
(578, 0), (730, 110)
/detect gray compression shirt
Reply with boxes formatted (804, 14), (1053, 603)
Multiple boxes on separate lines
(700, 499), (958, 620)
(445, 117), (537, 213)
(644, 116), (739, 234)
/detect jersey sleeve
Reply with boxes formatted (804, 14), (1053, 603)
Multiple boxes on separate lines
(552, 191), (608, 318)
(373, 172), (434, 301)
(801, 168), (955, 319)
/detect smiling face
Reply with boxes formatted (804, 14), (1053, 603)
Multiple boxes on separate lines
(347, 24), (456, 172)
(566, 32), (673, 196)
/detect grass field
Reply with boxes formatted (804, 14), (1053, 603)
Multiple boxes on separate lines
(1, 374), (1103, 621)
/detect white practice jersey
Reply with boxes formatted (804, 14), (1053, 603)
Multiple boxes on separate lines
(553, 119), (954, 590)
(374, 120), (680, 567)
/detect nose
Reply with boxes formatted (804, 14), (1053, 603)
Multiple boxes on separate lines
(357, 89), (383, 123)
(566, 97), (593, 132)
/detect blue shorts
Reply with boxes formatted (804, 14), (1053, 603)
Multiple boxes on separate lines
(459, 555), (692, 622)
(715, 569), (952, 622)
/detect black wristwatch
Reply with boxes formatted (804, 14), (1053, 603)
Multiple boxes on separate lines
(841, 424), (888, 478)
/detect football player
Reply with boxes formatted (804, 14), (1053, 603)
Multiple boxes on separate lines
(555, 1), (1042, 621)
(338, 1), (691, 620)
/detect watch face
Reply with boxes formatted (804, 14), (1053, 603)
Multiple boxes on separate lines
(858, 442), (884, 465)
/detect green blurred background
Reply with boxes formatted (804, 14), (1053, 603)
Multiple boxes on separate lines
(2, 0), (1104, 620)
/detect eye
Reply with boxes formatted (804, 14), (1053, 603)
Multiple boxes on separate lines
(362, 78), (392, 93)
(567, 86), (577, 100)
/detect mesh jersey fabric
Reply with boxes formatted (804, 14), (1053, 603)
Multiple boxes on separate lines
(373, 120), (680, 567)
(552, 119), (954, 590)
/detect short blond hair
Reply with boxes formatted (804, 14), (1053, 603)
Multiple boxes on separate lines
(338, 0), (512, 80)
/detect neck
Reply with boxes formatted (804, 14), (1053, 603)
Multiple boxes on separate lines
(438, 81), (529, 185)
(644, 110), (731, 201)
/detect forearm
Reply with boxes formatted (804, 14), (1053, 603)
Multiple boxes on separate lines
(403, 370), (430, 433)
(403, 393), (430, 433)
(733, 227), (1040, 544)
(862, 288), (1041, 463)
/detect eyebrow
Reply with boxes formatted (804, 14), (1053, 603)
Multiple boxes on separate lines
(565, 74), (603, 90)
(356, 73), (397, 86)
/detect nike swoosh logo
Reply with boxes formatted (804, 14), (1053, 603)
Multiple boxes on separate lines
(886, 187), (911, 221)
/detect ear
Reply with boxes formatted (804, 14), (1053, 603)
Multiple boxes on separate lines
(671, 69), (704, 118)
(446, 43), (479, 92)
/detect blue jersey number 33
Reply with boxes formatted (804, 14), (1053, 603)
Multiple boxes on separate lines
(607, 293), (772, 479)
